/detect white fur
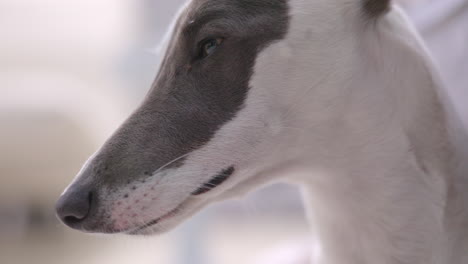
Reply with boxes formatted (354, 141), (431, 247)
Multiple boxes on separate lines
(163, 1), (468, 263)
(231, 1), (467, 263)
(84, 0), (468, 262)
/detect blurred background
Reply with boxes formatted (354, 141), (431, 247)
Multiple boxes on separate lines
(0, 0), (466, 263)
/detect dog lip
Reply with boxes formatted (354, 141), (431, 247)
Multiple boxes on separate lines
(126, 200), (186, 234)
(191, 166), (235, 196)
(124, 166), (235, 234)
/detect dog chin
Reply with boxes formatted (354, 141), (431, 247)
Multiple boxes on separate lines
(125, 223), (172, 236)
(125, 201), (206, 236)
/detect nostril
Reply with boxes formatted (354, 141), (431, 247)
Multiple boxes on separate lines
(56, 190), (94, 229)
(64, 215), (84, 226)
(87, 191), (93, 208)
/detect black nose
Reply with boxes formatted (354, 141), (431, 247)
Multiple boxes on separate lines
(55, 186), (94, 229)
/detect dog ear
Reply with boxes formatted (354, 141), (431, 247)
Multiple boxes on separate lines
(362, 0), (390, 17)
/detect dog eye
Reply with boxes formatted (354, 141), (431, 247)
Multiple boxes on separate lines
(200, 38), (223, 58)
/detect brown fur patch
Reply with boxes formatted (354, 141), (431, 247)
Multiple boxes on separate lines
(363, 0), (390, 17)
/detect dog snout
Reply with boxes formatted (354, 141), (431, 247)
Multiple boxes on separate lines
(55, 184), (95, 230)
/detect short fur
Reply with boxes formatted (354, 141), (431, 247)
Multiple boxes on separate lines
(57, 0), (468, 263)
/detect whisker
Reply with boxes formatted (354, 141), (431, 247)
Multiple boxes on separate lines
(151, 152), (191, 176)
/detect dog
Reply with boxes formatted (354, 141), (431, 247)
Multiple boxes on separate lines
(56, 0), (468, 263)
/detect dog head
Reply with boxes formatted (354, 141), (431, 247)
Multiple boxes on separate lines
(56, 0), (390, 235)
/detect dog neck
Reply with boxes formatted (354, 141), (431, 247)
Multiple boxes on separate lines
(246, 2), (468, 263)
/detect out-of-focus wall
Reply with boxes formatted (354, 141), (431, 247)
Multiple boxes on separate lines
(0, 1), (178, 264)
(0, 0), (138, 215)
(1, 0), (136, 68)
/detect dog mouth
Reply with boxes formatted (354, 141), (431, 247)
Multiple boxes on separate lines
(127, 202), (185, 234)
(191, 166), (235, 195)
(127, 166), (235, 234)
